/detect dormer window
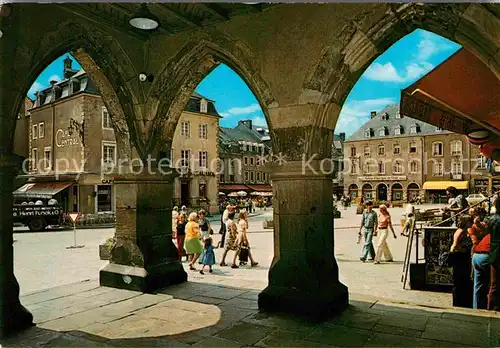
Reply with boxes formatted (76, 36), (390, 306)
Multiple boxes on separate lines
(410, 124), (420, 134)
(394, 125), (403, 136)
(395, 112), (401, 119)
(200, 99), (208, 113)
(435, 127), (442, 132)
(378, 127), (388, 137)
(381, 112), (389, 121)
(365, 128), (373, 138)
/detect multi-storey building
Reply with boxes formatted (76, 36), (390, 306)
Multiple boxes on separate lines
(343, 104), (491, 203)
(17, 58), (220, 214)
(218, 120), (272, 194)
(168, 92), (220, 213)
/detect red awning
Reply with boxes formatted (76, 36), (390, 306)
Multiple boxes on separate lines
(218, 184), (250, 191)
(400, 48), (500, 136)
(13, 182), (73, 199)
(246, 184), (273, 192)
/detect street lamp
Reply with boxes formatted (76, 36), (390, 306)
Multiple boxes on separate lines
(129, 4), (160, 31)
(68, 118), (85, 147)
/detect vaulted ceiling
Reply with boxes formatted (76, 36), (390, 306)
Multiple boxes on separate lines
(57, 3), (273, 39)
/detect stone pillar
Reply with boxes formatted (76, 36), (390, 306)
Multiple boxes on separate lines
(258, 160), (348, 320)
(0, 156), (34, 338)
(100, 168), (187, 292)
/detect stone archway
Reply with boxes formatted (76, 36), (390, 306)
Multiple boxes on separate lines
(0, 15), (140, 337)
(304, 4), (500, 107)
(407, 183), (421, 202)
(148, 32), (278, 154)
(377, 183), (388, 202)
(362, 183), (374, 201)
(391, 183), (404, 201)
(348, 183), (359, 199)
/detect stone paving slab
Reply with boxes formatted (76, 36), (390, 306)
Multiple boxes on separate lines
(4, 279), (500, 347)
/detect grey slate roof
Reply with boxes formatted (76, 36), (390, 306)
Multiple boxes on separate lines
(345, 104), (451, 142)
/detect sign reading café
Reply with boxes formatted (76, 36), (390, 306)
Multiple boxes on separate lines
(358, 176), (407, 181)
(56, 129), (79, 148)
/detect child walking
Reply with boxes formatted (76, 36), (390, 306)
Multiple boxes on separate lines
(200, 237), (217, 275)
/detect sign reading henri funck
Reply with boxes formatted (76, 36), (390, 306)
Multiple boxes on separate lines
(400, 93), (469, 135)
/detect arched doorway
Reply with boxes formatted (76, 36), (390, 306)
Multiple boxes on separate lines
(377, 183), (388, 202)
(407, 183), (420, 202)
(391, 183), (404, 201)
(348, 184), (358, 199)
(362, 183), (373, 201)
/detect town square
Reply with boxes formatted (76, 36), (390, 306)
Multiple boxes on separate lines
(1, 2), (500, 347)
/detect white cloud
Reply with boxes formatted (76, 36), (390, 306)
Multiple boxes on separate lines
(405, 62), (434, 81)
(336, 98), (395, 136)
(364, 63), (404, 83)
(28, 81), (44, 96)
(416, 30), (455, 61)
(48, 74), (61, 83)
(220, 103), (262, 118)
(251, 116), (267, 127)
(363, 61), (434, 83)
(225, 103), (261, 116)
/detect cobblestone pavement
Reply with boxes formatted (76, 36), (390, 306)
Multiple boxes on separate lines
(4, 279), (500, 347)
(14, 204), (451, 307)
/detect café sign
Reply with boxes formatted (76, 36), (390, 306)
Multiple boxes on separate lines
(56, 129), (79, 148)
(358, 176), (407, 181)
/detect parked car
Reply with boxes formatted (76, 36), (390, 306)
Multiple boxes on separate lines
(466, 193), (487, 206)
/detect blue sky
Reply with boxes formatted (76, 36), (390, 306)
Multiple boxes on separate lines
(28, 29), (460, 136)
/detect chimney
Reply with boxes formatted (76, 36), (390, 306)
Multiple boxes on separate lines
(63, 56), (77, 79)
(238, 120), (252, 129)
(50, 80), (57, 86)
(339, 132), (345, 141)
(370, 111), (377, 119)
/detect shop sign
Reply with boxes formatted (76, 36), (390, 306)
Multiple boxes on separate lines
(493, 178), (500, 188)
(474, 179), (489, 186)
(358, 176), (407, 181)
(56, 129), (79, 148)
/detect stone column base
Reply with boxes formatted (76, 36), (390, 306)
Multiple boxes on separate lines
(258, 282), (348, 321)
(100, 262), (187, 293)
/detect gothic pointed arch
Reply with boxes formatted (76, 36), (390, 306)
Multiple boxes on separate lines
(11, 19), (141, 157)
(147, 31), (278, 152)
(303, 3), (500, 109)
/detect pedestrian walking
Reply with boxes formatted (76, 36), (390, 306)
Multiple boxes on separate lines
(374, 204), (397, 264)
(450, 215), (474, 308)
(468, 208), (490, 309)
(184, 212), (203, 271)
(219, 204), (232, 248)
(199, 237), (217, 275)
(359, 201), (377, 262)
(220, 211), (240, 268)
(176, 214), (187, 261)
(237, 211), (258, 267)
(488, 198), (500, 311)
(172, 206), (179, 239)
(198, 210), (212, 264)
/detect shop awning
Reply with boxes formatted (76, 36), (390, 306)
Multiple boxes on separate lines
(422, 181), (469, 190)
(218, 184), (249, 191)
(13, 182), (73, 199)
(400, 48), (500, 136)
(246, 184), (273, 192)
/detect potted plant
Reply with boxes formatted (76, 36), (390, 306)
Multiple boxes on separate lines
(99, 237), (114, 260)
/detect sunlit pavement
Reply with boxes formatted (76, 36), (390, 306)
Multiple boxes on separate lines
(11, 204), (500, 347)
(15, 204), (451, 308)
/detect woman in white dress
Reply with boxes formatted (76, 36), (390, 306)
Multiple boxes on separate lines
(237, 211), (258, 267)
